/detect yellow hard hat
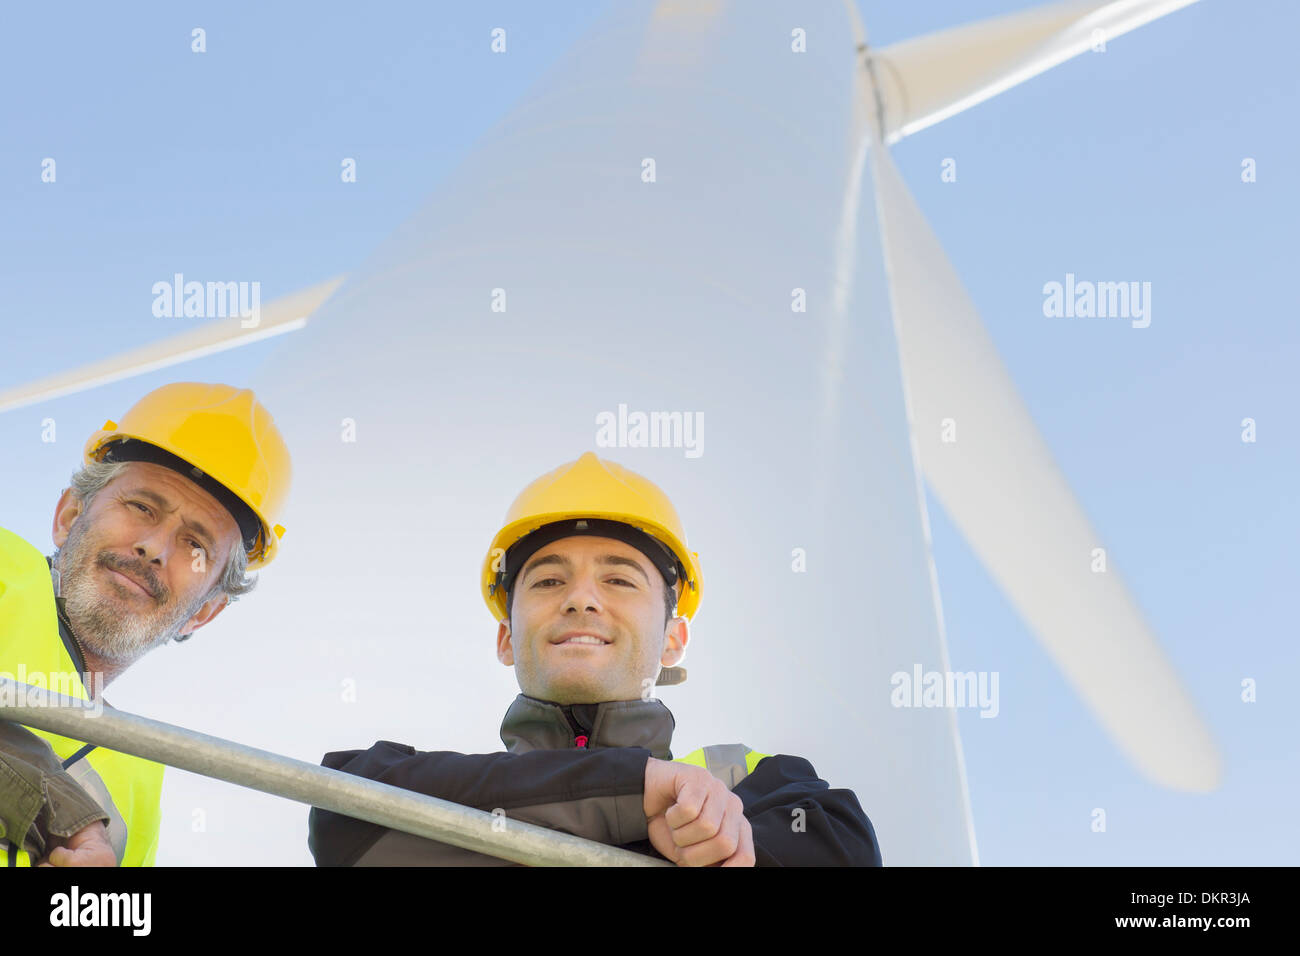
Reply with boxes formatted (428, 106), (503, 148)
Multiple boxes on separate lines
(482, 451), (702, 623)
(82, 383), (291, 569)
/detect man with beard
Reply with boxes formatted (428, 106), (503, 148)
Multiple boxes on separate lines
(308, 452), (881, 866)
(0, 382), (291, 867)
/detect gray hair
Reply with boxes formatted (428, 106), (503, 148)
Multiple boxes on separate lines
(66, 459), (257, 612)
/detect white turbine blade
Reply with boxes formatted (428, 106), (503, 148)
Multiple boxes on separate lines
(872, 0), (1200, 142)
(869, 142), (1221, 791)
(0, 277), (342, 415)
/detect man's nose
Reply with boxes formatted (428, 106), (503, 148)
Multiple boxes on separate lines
(563, 575), (603, 614)
(132, 526), (174, 567)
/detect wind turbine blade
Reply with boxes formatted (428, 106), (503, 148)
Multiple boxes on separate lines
(872, 0), (1200, 142)
(0, 277), (343, 415)
(869, 143), (1221, 791)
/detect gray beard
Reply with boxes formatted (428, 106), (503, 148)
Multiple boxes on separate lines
(55, 523), (206, 664)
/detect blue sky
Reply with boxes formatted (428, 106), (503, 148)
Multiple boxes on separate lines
(2, 1), (1297, 865)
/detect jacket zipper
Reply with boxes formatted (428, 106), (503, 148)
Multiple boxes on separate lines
(562, 707), (589, 748)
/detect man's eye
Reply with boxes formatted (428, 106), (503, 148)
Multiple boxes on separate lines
(609, 578), (634, 587)
(130, 501), (151, 515)
(534, 578), (561, 587)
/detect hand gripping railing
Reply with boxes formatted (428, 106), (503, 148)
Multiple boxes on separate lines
(0, 677), (670, 867)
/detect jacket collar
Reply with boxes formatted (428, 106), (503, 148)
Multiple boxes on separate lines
(46, 555), (89, 676)
(499, 693), (676, 760)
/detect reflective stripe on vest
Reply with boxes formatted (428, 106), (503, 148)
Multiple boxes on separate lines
(0, 526), (164, 866)
(674, 744), (770, 789)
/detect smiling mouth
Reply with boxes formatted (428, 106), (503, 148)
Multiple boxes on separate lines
(553, 633), (611, 646)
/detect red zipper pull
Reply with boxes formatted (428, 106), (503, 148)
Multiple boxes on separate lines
(574, 734), (589, 749)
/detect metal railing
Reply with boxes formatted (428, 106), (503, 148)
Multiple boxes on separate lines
(0, 677), (669, 867)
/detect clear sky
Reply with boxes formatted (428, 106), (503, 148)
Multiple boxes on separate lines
(2, 1), (1296, 865)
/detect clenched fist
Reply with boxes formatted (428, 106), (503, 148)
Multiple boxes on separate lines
(643, 757), (755, 867)
(38, 820), (117, 868)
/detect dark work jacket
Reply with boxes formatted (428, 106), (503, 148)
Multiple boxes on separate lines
(307, 694), (883, 866)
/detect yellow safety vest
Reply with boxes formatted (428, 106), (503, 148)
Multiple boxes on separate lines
(0, 526), (164, 867)
(674, 744), (770, 788)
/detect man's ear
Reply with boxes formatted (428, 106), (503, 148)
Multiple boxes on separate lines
(660, 616), (689, 667)
(52, 488), (83, 549)
(179, 593), (230, 640)
(497, 618), (514, 666)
